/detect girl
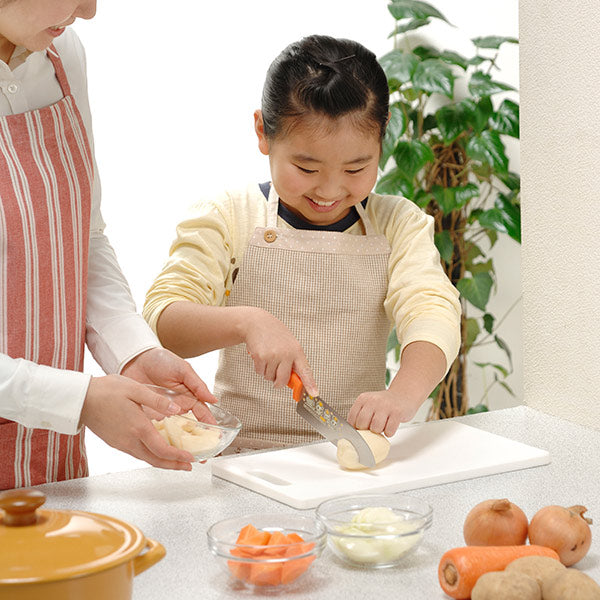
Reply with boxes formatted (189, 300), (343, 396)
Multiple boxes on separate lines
(144, 35), (461, 450)
(0, 0), (216, 490)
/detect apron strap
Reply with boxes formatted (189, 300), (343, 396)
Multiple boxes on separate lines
(266, 183), (377, 235)
(46, 44), (72, 98)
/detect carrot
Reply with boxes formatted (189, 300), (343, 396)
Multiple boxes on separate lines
(262, 530), (289, 556)
(249, 562), (282, 587)
(281, 543), (316, 584)
(438, 544), (560, 599)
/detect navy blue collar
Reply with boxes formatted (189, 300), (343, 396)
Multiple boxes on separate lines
(258, 181), (367, 232)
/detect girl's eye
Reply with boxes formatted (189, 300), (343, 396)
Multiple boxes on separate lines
(296, 165), (317, 174)
(346, 168), (365, 174)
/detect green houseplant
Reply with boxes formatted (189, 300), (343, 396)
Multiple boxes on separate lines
(377, 0), (521, 418)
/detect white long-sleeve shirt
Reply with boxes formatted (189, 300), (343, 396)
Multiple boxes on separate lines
(0, 29), (159, 434)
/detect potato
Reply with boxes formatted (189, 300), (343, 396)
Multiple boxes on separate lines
(505, 555), (565, 587)
(471, 571), (541, 600)
(542, 568), (600, 600)
(336, 430), (390, 470)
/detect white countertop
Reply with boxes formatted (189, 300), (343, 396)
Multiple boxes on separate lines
(29, 406), (600, 598)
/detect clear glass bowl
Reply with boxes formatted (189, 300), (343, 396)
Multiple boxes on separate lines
(147, 385), (241, 460)
(315, 494), (433, 568)
(207, 513), (326, 589)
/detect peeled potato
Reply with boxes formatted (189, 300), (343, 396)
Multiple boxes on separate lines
(337, 430), (390, 470)
(152, 412), (221, 454)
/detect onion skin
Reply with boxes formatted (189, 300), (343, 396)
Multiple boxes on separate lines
(528, 505), (592, 567)
(463, 499), (529, 546)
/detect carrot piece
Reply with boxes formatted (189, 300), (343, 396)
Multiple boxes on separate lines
(236, 524), (259, 543)
(285, 532), (304, 544)
(281, 553), (315, 584)
(227, 559), (252, 582)
(438, 545), (560, 599)
(262, 530), (289, 556)
(249, 562), (282, 586)
(230, 531), (272, 558)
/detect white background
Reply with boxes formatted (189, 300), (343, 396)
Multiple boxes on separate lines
(73, 0), (520, 472)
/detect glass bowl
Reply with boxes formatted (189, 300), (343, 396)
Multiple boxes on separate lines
(315, 494), (433, 568)
(147, 385), (241, 460)
(207, 513), (326, 589)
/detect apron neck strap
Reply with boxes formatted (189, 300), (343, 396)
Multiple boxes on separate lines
(45, 45), (72, 98)
(266, 184), (376, 235)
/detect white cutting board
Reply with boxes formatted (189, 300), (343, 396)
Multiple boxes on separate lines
(211, 419), (550, 509)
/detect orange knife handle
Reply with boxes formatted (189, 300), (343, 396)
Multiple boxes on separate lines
(287, 371), (303, 403)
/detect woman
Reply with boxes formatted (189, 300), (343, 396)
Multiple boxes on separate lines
(0, 0), (216, 490)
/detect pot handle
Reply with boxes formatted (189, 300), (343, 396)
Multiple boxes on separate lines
(133, 538), (166, 576)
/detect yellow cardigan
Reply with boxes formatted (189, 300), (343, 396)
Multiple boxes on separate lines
(143, 184), (461, 370)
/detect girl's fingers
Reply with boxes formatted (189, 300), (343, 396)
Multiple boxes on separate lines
(293, 361), (319, 397)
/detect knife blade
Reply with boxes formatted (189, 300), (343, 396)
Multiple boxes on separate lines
(287, 372), (376, 468)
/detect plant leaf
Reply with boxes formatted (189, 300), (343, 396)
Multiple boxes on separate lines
(483, 313), (494, 334)
(434, 230), (454, 263)
(436, 103), (469, 143)
(379, 50), (419, 85)
(386, 328), (399, 352)
(494, 334), (513, 371)
(456, 272), (493, 311)
(380, 104), (408, 168)
(466, 130), (509, 173)
(376, 167), (414, 198)
(466, 403), (489, 414)
(474, 361), (509, 377)
(393, 140), (435, 179)
(439, 50), (469, 70)
(471, 35), (519, 49)
(388, 0), (450, 23)
(432, 183), (478, 213)
(465, 317), (480, 351)
(413, 188), (433, 208)
(459, 97), (493, 133)
(388, 17), (431, 36)
(498, 380), (516, 397)
(468, 71), (516, 98)
(497, 171), (520, 191)
(468, 259), (493, 275)
(495, 193), (521, 242)
(491, 99), (520, 138)
(412, 59), (455, 97)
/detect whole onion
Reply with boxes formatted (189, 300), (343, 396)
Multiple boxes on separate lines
(463, 498), (529, 546)
(528, 505), (592, 566)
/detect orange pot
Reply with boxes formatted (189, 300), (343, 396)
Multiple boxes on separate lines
(0, 488), (165, 600)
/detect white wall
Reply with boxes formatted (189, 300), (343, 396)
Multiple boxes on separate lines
(520, 0), (600, 430)
(74, 0), (520, 414)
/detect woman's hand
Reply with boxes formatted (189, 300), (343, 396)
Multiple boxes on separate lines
(80, 374), (196, 470)
(243, 308), (318, 396)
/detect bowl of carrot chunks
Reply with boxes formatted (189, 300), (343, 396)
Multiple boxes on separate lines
(207, 514), (326, 589)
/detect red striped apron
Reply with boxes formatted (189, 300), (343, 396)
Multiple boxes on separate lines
(0, 46), (93, 490)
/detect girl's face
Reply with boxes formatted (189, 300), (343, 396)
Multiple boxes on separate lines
(255, 111), (381, 227)
(0, 0), (96, 59)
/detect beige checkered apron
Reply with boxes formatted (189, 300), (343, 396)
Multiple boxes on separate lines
(214, 185), (391, 449)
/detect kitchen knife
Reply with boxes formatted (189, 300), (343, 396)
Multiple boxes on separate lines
(287, 372), (376, 468)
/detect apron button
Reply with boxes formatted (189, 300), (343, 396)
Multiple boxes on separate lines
(263, 230), (277, 243)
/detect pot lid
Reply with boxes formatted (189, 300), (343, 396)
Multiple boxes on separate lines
(0, 488), (147, 584)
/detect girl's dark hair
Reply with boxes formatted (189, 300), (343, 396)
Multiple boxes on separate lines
(261, 35), (389, 141)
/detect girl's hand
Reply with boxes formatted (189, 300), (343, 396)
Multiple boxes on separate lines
(243, 308), (318, 396)
(80, 374), (196, 470)
(347, 389), (422, 438)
